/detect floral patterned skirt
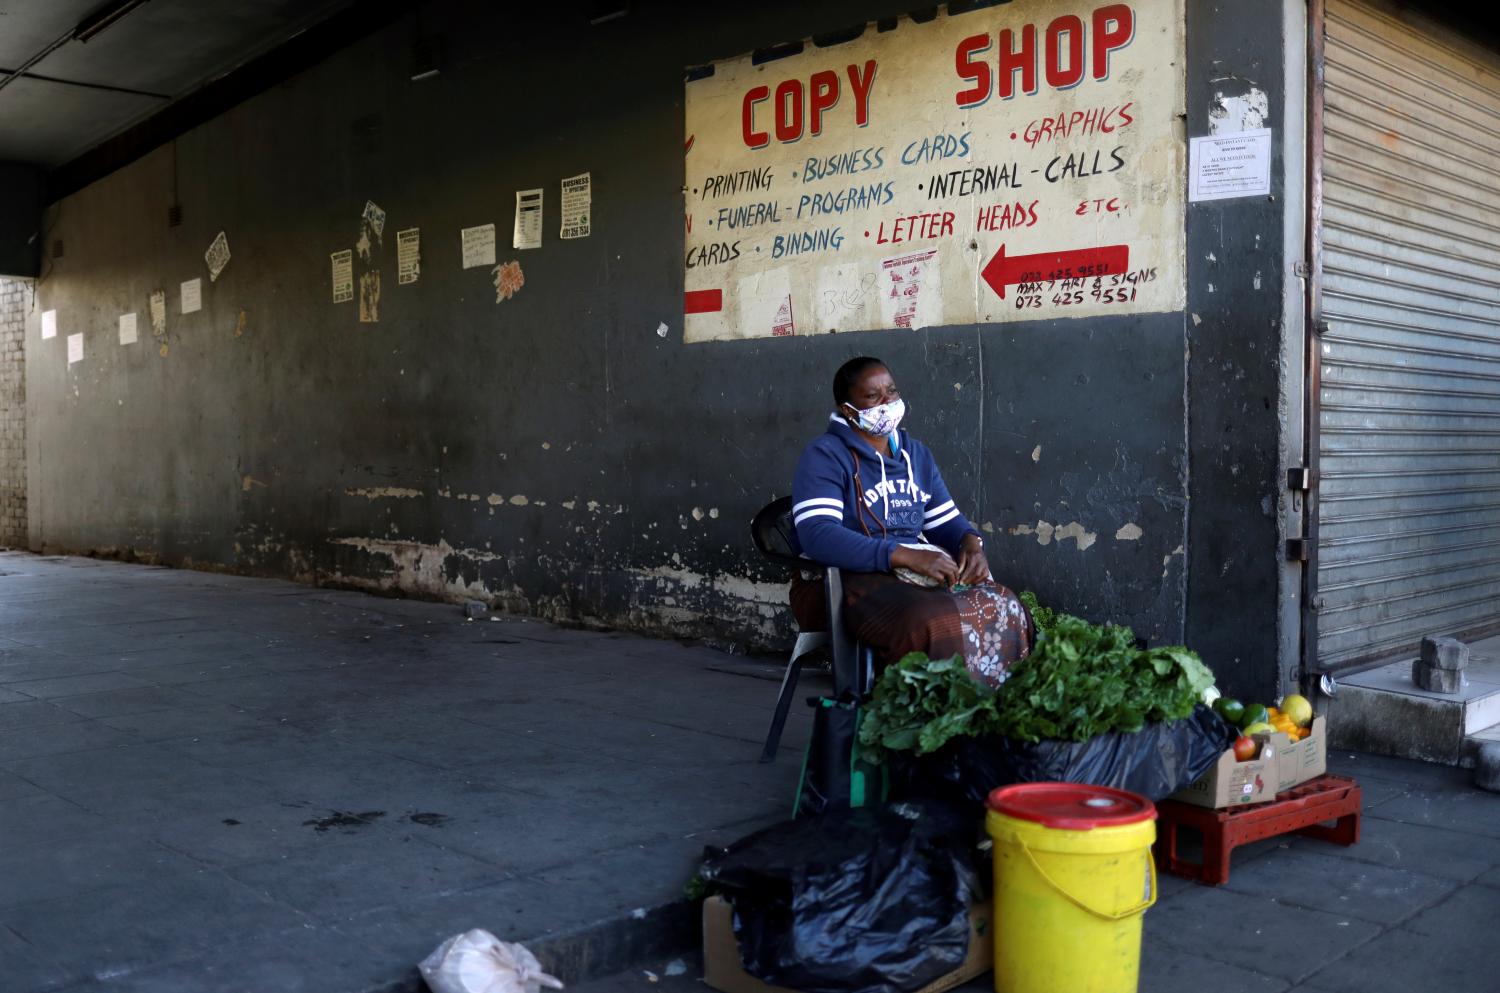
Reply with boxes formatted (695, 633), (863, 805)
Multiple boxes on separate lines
(836, 572), (1033, 687)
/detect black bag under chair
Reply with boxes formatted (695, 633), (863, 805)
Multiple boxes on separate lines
(794, 696), (886, 818)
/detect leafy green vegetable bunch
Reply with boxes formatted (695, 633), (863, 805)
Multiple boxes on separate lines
(858, 592), (1216, 760)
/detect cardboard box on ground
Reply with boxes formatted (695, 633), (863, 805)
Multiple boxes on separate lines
(1170, 715), (1328, 809)
(702, 897), (993, 993)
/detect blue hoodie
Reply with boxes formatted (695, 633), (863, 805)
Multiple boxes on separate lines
(792, 413), (981, 573)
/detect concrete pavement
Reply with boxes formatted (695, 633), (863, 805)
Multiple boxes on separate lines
(1, 551), (1497, 993)
(0, 552), (808, 992)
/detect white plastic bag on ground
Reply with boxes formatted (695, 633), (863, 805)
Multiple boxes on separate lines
(419, 929), (564, 993)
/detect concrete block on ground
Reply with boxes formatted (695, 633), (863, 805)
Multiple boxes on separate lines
(1421, 635), (1469, 671)
(1412, 659), (1464, 694)
(1476, 742), (1500, 793)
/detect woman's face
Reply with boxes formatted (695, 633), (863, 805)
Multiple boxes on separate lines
(845, 365), (900, 412)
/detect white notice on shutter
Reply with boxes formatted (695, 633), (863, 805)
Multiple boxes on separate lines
(41, 309), (56, 339)
(119, 313), (138, 345)
(67, 333), (83, 364)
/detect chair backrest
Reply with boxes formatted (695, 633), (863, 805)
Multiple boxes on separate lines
(751, 496), (807, 571)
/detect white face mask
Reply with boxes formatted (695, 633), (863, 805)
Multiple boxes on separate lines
(845, 398), (906, 437)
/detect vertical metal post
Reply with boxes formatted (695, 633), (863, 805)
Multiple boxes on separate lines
(1301, 0), (1327, 686)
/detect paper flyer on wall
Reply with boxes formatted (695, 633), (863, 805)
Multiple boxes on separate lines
(205, 231), (231, 282)
(181, 278), (203, 314)
(1188, 129), (1273, 202)
(560, 172), (591, 239)
(362, 200), (387, 237)
(119, 313), (137, 345)
(149, 290), (166, 334)
(513, 189), (543, 250)
(67, 333), (83, 364)
(397, 228), (420, 284)
(331, 250), (354, 302)
(41, 309), (56, 339)
(461, 224), (496, 269)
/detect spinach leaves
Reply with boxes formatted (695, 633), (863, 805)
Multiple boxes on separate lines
(859, 592), (1216, 759)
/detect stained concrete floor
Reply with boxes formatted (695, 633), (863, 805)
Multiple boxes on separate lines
(0, 552), (810, 992)
(578, 748), (1500, 993)
(3, 552), (1499, 993)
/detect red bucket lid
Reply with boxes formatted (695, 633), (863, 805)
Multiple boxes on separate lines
(987, 783), (1156, 830)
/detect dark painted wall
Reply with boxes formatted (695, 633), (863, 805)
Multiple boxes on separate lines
(0, 162), (42, 278)
(1184, 3), (1290, 703)
(25, 2), (1291, 688)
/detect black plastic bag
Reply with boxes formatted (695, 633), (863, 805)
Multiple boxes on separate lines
(796, 697), (883, 818)
(887, 704), (1236, 811)
(699, 803), (982, 993)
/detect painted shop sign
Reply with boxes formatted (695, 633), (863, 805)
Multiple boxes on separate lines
(683, 0), (1186, 343)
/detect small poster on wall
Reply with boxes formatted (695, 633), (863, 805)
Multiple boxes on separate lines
(1188, 129), (1273, 202)
(513, 189), (543, 250)
(205, 231), (231, 282)
(181, 278), (203, 314)
(461, 224), (496, 269)
(397, 228), (421, 284)
(331, 250), (354, 303)
(560, 172), (591, 239)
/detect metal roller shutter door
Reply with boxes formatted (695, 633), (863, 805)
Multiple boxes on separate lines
(1317, 0), (1500, 669)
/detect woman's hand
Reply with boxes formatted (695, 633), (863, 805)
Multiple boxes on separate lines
(955, 535), (990, 585)
(891, 545), (959, 586)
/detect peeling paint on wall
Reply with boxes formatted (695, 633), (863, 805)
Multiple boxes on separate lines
(359, 271), (380, 322)
(1011, 518), (1097, 551)
(1116, 522), (1143, 541)
(1208, 86), (1269, 133)
(343, 486), (421, 500)
(1162, 543), (1185, 578)
(332, 536), (498, 600)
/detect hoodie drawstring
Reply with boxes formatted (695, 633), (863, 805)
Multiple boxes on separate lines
(900, 446), (917, 526)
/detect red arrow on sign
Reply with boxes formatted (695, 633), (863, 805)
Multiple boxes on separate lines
(980, 243), (1131, 299)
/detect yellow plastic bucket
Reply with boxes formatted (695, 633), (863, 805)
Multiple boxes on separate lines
(985, 783), (1158, 993)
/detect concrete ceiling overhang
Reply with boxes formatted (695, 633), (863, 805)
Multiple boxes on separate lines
(0, 0), (361, 168)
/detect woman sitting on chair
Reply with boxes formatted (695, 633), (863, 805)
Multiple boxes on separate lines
(791, 356), (1032, 687)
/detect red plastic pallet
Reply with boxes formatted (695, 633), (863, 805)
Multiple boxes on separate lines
(1153, 774), (1362, 885)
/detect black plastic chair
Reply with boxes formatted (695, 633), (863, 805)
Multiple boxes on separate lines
(751, 496), (874, 762)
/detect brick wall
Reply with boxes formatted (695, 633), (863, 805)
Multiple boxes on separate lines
(0, 277), (26, 548)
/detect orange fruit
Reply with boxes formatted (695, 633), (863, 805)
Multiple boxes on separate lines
(1279, 694), (1314, 728)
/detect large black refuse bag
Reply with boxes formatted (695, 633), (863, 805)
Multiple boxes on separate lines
(698, 803), (982, 993)
(888, 704), (1236, 811)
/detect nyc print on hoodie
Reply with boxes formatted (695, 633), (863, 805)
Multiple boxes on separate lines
(792, 413), (981, 573)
